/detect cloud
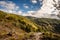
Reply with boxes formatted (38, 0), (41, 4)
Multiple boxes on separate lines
(39, 0), (43, 5)
(37, 0), (58, 14)
(37, 0), (59, 15)
(0, 0), (59, 19)
(23, 0), (59, 19)
(0, 1), (23, 15)
(22, 11), (36, 16)
(0, 1), (19, 10)
(39, 0), (43, 2)
(23, 4), (29, 9)
(27, 11), (35, 13)
(31, 0), (37, 4)
(17, 11), (23, 15)
(35, 0), (59, 18)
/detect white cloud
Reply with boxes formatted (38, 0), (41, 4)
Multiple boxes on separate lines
(24, 5), (29, 9)
(18, 11), (22, 13)
(35, 0), (59, 18)
(39, 0), (43, 5)
(0, 1), (19, 10)
(0, 1), (23, 15)
(17, 11), (23, 15)
(39, 0), (43, 2)
(38, 0), (58, 14)
(23, 4), (29, 8)
(31, 0), (37, 4)
(0, 0), (59, 19)
(27, 11), (35, 13)
(23, 11), (36, 16)
(36, 0), (59, 16)
(23, 0), (59, 19)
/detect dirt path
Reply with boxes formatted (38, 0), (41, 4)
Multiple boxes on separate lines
(33, 32), (42, 40)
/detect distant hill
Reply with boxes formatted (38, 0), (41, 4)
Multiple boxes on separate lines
(0, 11), (60, 40)
(27, 16), (60, 33)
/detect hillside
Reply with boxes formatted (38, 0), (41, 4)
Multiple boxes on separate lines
(27, 16), (60, 33)
(0, 11), (60, 40)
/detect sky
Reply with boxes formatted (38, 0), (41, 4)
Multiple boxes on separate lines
(0, 0), (59, 19)
(0, 0), (42, 14)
